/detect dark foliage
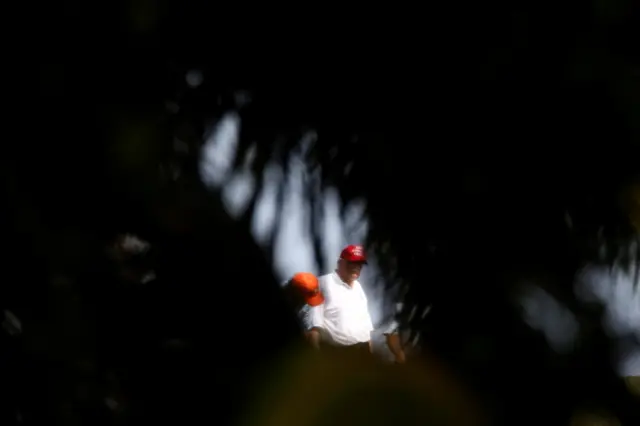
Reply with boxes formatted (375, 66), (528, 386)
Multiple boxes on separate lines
(2, 0), (639, 425)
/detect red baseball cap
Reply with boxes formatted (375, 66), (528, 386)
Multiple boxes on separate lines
(340, 244), (367, 264)
(290, 272), (324, 306)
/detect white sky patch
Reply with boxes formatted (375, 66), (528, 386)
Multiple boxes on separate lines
(520, 285), (580, 354)
(576, 262), (640, 375)
(200, 112), (240, 188)
(220, 144), (257, 217)
(250, 162), (282, 247)
(272, 143), (317, 280)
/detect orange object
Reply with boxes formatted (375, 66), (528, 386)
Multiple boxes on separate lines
(290, 272), (324, 306)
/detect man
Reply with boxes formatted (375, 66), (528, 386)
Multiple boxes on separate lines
(284, 272), (324, 347)
(383, 303), (407, 364)
(383, 302), (431, 363)
(308, 245), (374, 355)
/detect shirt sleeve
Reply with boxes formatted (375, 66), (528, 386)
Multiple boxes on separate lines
(298, 305), (314, 331)
(383, 318), (399, 335)
(305, 303), (324, 330)
(384, 302), (403, 335)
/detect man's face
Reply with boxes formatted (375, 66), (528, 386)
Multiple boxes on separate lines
(339, 259), (364, 282)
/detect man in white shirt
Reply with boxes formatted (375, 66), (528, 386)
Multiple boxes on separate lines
(283, 272), (324, 347)
(307, 245), (374, 354)
(383, 303), (431, 363)
(383, 303), (407, 364)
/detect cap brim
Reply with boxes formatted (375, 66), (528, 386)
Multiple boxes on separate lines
(342, 257), (368, 264)
(306, 293), (325, 307)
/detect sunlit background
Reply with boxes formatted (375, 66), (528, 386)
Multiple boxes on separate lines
(199, 108), (639, 375)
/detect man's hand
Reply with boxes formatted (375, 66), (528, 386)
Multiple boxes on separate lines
(306, 328), (321, 350)
(394, 350), (406, 364)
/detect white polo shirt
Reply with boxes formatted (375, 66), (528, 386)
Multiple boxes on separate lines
(308, 272), (374, 346)
(298, 305), (314, 331)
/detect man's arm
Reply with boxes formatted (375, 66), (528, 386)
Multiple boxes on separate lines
(306, 328), (321, 349)
(383, 317), (406, 363)
(385, 332), (406, 363)
(303, 304), (325, 350)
